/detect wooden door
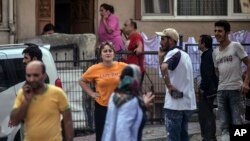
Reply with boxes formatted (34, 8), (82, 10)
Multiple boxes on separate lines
(70, 0), (94, 33)
(36, 0), (55, 35)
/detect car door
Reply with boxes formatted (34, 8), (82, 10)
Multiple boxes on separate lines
(0, 52), (19, 138)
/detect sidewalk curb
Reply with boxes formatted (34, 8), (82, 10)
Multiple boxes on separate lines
(142, 132), (201, 141)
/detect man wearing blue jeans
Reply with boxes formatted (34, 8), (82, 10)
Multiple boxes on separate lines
(157, 28), (196, 141)
(213, 20), (250, 141)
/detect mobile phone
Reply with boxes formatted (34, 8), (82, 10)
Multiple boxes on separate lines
(24, 81), (32, 93)
(170, 90), (183, 99)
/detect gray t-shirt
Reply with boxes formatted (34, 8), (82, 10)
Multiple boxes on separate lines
(213, 42), (247, 90)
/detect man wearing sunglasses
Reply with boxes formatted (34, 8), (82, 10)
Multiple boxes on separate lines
(157, 28), (196, 141)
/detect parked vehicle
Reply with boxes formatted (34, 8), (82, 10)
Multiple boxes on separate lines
(0, 44), (62, 141)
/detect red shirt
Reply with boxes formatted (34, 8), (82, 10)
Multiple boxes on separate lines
(126, 32), (145, 72)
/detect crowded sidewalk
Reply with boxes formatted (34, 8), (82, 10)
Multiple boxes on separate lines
(73, 118), (221, 141)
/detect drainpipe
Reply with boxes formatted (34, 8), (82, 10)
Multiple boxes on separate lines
(8, 0), (15, 44)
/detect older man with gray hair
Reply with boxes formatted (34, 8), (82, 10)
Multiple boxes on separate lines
(157, 28), (197, 141)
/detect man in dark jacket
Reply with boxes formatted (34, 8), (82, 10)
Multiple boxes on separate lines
(198, 34), (218, 141)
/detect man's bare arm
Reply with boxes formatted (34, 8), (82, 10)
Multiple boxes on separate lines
(158, 50), (166, 65)
(160, 63), (176, 92)
(134, 41), (143, 55)
(241, 56), (250, 93)
(10, 84), (32, 126)
(62, 109), (74, 141)
(10, 102), (29, 126)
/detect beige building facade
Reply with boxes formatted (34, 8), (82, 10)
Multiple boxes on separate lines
(0, 0), (250, 44)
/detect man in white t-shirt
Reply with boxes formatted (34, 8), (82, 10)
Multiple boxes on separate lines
(156, 28), (196, 141)
(213, 20), (250, 141)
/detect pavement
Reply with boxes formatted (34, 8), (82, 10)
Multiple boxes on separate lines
(73, 120), (221, 141)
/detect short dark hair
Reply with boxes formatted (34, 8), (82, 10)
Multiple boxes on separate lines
(23, 43), (43, 61)
(200, 35), (213, 49)
(100, 3), (114, 14)
(41, 62), (46, 74)
(130, 19), (137, 30)
(43, 23), (55, 33)
(214, 20), (231, 32)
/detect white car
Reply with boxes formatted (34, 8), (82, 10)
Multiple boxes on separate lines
(0, 44), (62, 141)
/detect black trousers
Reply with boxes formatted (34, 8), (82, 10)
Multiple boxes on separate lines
(198, 93), (217, 141)
(246, 92), (250, 121)
(94, 102), (107, 141)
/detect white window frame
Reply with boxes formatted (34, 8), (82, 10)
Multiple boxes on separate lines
(141, 0), (250, 21)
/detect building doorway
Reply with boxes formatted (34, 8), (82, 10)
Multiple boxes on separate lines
(55, 0), (94, 34)
(55, 0), (71, 33)
(36, 0), (94, 34)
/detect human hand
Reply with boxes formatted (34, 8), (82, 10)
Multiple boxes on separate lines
(143, 92), (155, 107)
(22, 83), (33, 104)
(158, 49), (166, 61)
(8, 120), (15, 128)
(241, 82), (249, 95)
(133, 48), (139, 55)
(168, 85), (183, 99)
(122, 54), (127, 60)
(102, 11), (110, 20)
(91, 92), (100, 99)
(170, 90), (183, 99)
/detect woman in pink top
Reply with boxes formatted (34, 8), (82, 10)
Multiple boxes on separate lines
(98, 3), (124, 52)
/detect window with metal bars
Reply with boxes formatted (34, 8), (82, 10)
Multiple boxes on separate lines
(142, 0), (250, 16)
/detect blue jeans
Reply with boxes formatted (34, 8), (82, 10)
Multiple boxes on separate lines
(165, 109), (194, 141)
(217, 90), (245, 134)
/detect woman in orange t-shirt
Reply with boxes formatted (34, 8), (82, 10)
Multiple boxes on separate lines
(79, 41), (127, 141)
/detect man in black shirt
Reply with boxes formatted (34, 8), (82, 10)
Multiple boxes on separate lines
(22, 43), (50, 83)
(198, 35), (218, 141)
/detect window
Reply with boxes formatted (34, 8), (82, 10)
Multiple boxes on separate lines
(234, 0), (250, 13)
(144, 0), (172, 15)
(0, 58), (25, 92)
(11, 58), (26, 84)
(177, 0), (227, 16)
(141, 0), (250, 20)
(0, 62), (8, 92)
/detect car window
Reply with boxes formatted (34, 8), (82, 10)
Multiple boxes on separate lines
(11, 58), (26, 84)
(0, 58), (25, 92)
(0, 62), (8, 92)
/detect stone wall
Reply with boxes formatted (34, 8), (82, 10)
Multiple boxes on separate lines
(20, 33), (97, 61)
